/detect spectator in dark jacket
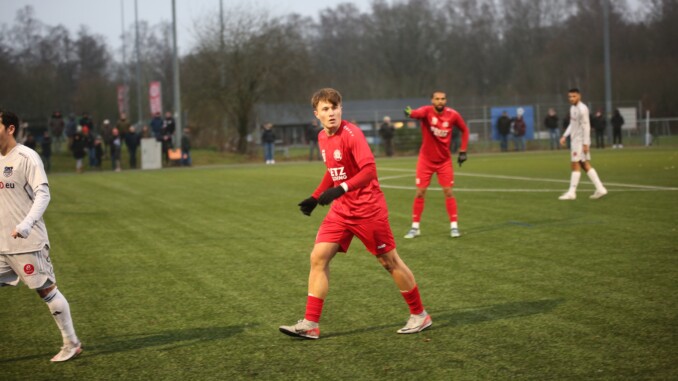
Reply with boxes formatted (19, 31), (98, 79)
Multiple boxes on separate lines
(41, 131), (52, 173)
(125, 126), (141, 168)
(306, 120), (322, 161)
(591, 110), (607, 149)
(611, 109), (625, 148)
(496, 111), (512, 152)
(261, 123), (276, 164)
(181, 128), (192, 166)
(544, 108), (559, 150)
(71, 130), (86, 173)
(110, 127), (122, 172)
(379, 116), (396, 157)
(49, 111), (65, 154)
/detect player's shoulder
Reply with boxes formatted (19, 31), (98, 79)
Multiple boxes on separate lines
(14, 145), (41, 162)
(340, 121), (365, 137)
(577, 102), (589, 112)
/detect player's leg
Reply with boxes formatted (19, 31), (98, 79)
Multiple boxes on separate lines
(559, 146), (583, 200)
(438, 160), (460, 237)
(377, 250), (432, 334)
(405, 159), (432, 238)
(279, 242), (339, 340)
(582, 160), (608, 199)
(6, 248), (82, 362)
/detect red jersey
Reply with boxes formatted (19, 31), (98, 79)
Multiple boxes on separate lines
(314, 121), (388, 220)
(410, 105), (469, 163)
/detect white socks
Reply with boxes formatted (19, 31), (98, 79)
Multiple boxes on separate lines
(450, 221), (458, 229)
(568, 171), (581, 193)
(411, 222), (420, 229)
(43, 288), (79, 345)
(586, 168), (605, 191)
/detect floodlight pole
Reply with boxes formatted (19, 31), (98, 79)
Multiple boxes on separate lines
(172, 0), (183, 147)
(603, 0), (613, 143)
(134, 0), (143, 127)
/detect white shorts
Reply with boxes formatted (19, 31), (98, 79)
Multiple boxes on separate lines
(570, 144), (591, 163)
(0, 246), (56, 290)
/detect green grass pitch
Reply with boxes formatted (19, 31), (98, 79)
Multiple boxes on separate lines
(0, 147), (676, 380)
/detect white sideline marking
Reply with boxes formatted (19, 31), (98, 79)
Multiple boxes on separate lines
(378, 167), (678, 192)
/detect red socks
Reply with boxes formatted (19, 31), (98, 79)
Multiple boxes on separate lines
(445, 197), (458, 222)
(304, 295), (324, 323)
(401, 286), (424, 315)
(412, 197), (425, 223)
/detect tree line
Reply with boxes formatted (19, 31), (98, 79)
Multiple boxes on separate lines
(0, 0), (676, 153)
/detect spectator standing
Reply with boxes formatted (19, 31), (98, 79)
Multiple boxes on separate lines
(611, 109), (625, 149)
(306, 120), (322, 161)
(125, 126), (141, 168)
(162, 111), (176, 165)
(378, 116), (396, 157)
(71, 128), (86, 173)
(24, 134), (37, 150)
(49, 111), (65, 154)
(261, 123), (276, 164)
(41, 131), (52, 173)
(496, 111), (512, 152)
(591, 109), (607, 149)
(0, 110), (83, 362)
(100, 119), (112, 159)
(82, 126), (97, 168)
(544, 108), (560, 150)
(65, 113), (77, 150)
(93, 136), (103, 170)
(512, 109), (527, 151)
(181, 128), (192, 166)
(79, 112), (93, 133)
(110, 127), (122, 172)
(150, 112), (164, 142)
(115, 113), (131, 137)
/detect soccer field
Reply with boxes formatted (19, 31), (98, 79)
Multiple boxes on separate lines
(1, 148), (676, 380)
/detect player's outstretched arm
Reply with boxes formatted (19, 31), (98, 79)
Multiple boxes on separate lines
(298, 197), (318, 216)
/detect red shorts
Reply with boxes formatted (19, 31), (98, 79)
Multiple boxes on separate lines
(416, 157), (454, 188)
(316, 212), (396, 255)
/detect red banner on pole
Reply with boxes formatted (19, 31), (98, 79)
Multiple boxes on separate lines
(117, 85), (129, 116)
(149, 81), (163, 115)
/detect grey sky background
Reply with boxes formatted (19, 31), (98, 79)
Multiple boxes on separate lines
(0, 0), (372, 58)
(1, 0), (645, 60)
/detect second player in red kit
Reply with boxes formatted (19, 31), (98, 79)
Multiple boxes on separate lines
(403, 91), (469, 239)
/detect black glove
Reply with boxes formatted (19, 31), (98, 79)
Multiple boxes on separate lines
(318, 186), (346, 206)
(298, 197), (318, 216)
(403, 106), (412, 118)
(457, 151), (467, 167)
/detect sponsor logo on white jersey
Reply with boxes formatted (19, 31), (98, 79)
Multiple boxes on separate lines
(329, 167), (347, 181)
(3, 166), (13, 177)
(333, 149), (342, 161)
(0, 182), (15, 189)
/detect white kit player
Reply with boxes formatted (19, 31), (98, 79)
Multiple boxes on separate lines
(0, 110), (82, 362)
(558, 89), (608, 200)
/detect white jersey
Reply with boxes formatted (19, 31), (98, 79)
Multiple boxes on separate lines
(0, 144), (50, 254)
(564, 102), (591, 147)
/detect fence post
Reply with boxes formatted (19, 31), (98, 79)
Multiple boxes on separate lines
(645, 110), (651, 147)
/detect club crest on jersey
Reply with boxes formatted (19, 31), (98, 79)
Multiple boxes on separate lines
(24, 264), (35, 275)
(431, 116), (438, 125)
(333, 149), (342, 161)
(442, 121), (449, 128)
(3, 166), (12, 178)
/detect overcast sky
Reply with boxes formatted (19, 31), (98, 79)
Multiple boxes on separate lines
(0, 0), (372, 58)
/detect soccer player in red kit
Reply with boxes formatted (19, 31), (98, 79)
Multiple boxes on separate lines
(403, 91), (469, 239)
(279, 88), (431, 339)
